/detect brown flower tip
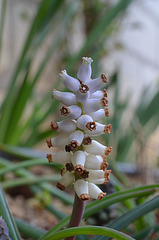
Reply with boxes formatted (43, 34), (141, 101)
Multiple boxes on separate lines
(104, 108), (109, 117)
(50, 122), (58, 131)
(101, 74), (108, 83)
(105, 147), (112, 155)
(46, 154), (52, 163)
(98, 192), (106, 200)
(81, 170), (89, 179)
(104, 124), (111, 134)
(61, 168), (65, 176)
(102, 89), (107, 98)
(104, 170), (111, 183)
(60, 106), (70, 116)
(80, 193), (90, 201)
(83, 136), (92, 145)
(69, 140), (79, 151)
(86, 121), (96, 131)
(56, 182), (65, 191)
(100, 162), (109, 171)
(101, 97), (108, 107)
(79, 84), (89, 93)
(46, 138), (52, 148)
(74, 164), (84, 174)
(101, 155), (107, 162)
(52, 88), (56, 98)
(66, 163), (74, 172)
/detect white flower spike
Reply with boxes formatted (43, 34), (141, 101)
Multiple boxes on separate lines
(46, 57), (112, 200)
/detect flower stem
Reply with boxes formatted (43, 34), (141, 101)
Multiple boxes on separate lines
(65, 193), (85, 240)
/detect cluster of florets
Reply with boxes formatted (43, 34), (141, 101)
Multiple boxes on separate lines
(46, 57), (112, 201)
(0, 217), (11, 240)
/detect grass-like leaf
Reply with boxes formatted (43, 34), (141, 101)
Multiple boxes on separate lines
(0, 184), (21, 240)
(39, 226), (134, 240)
(92, 195), (159, 240)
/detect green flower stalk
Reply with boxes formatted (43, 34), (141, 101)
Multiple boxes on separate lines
(46, 57), (112, 239)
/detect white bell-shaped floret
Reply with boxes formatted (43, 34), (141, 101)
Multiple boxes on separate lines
(77, 114), (96, 131)
(60, 105), (82, 119)
(46, 151), (71, 165)
(68, 130), (84, 151)
(71, 150), (86, 174)
(90, 89), (107, 99)
(57, 171), (74, 190)
(84, 140), (112, 155)
(85, 123), (111, 136)
(87, 170), (111, 184)
(83, 98), (108, 113)
(46, 133), (69, 148)
(74, 179), (90, 200)
(85, 154), (108, 170)
(52, 89), (76, 106)
(88, 108), (109, 120)
(77, 57), (93, 82)
(88, 182), (106, 200)
(87, 169), (106, 179)
(76, 83), (90, 103)
(59, 70), (80, 92)
(85, 74), (108, 93)
(50, 119), (76, 133)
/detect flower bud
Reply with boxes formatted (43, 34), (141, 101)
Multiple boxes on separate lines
(85, 74), (108, 93)
(76, 84), (90, 102)
(74, 179), (90, 200)
(88, 182), (106, 200)
(85, 123), (111, 136)
(84, 140), (112, 155)
(67, 130), (84, 151)
(59, 70), (80, 92)
(71, 150), (86, 174)
(52, 89), (76, 106)
(50, 119), (76, 133)
(85, 154), (108, 170)
(57, 171), (75, 191)
(77, 114), (96, 131)
(90, 89), (107, 99)
(60, 105), (82, 119)
(77, 57), (93, 82)
(88, 108), (109, 120)
(83, 98), (108, 113)
(46, 151), (71, 165)
(46, 133), (69, 148)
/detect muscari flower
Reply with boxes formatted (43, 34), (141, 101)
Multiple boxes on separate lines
(46, 57), (112, 201)
(0, 217), (11, 240)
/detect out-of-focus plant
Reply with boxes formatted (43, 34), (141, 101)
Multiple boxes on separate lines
(0, 0), (159, 240)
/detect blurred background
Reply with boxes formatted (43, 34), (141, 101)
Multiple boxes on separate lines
(0, 0), (159, 238)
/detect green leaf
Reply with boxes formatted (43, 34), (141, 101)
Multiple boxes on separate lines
(2, 175), (60, 189)
(67, 0), (132, 70)
(40, 226), (134, 240)
(15, 217), (46, 239)
(133, 223), (159, 240)
(92, 195), (159, 240)
(40, 184), (159, 236)
(0, 156), (73, 205)
(0, 184), (21, 240)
